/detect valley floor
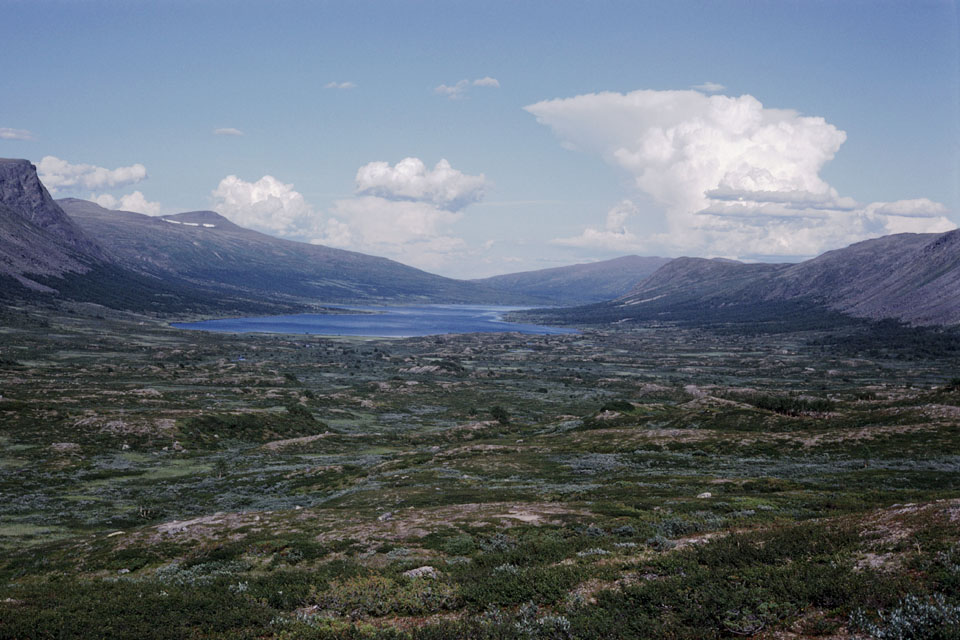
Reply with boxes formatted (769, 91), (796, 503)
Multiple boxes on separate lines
(0, 302), (958, 639)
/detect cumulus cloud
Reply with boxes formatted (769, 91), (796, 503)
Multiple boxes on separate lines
(692, 81), (725, 92)
(324, 81), (356, 89)
(526, 89), (955, 258)
(553, 200), (644, 251)
(37, 156), (147, 193)
(211, 174), (314, 236)
(473, 76), (500, 88)
(355, 157), (487, 211)
(435, 77), (500, 99)
(0, 127), (32, 140)
(209, 159), (487, 271)
(319, 197), (465, 269)
(91, 190), (164, 216)
(314, 157), (488, 270)
(213, 127), (244, 136)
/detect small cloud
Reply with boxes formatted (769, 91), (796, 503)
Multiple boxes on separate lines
(692, 81), (726, 92)
(324, 81), (357, 89)
(435, 77), (499, 99)
(0, 127), (33, 140)
(434, 80), (469, 99)
(213, 127), (244, 136)
(553, 200), (645, 251)
(866, 198), (948, 218)
(92, 190), (163, 216)
(37, 156), (147, 193)
(473, 76), (500, 88)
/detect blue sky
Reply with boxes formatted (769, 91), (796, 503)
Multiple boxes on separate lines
(2, 0), (958, 277)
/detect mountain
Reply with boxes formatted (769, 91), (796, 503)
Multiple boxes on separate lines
(58, 199), (528, 304)
(528, 231), (960, 327)
(768, 231), (960, 325)
(0, 160), (295, 313)
(471, 255), (672, 305)
(0, 158), (106, 290)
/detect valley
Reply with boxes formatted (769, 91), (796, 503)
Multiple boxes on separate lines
(1, 302), (958, 638)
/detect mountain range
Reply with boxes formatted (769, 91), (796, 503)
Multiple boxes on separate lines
(1, 157), (958, 326)
(530, 230), (960, 327)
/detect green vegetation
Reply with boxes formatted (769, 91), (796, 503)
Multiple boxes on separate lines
(0, 302), (958, 638)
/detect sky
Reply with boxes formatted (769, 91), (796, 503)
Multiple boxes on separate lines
(1, 0), (958, 278)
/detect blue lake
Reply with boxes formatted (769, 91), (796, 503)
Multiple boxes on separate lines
(170, 305), (578, 337)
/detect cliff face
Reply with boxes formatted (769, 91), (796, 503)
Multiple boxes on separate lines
(0, 159), (106, 261)
(0, 159), (108, 289)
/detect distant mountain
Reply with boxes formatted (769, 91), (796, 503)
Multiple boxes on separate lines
(472, 255), (672, 305)
(528, 231), (960, 327)
(59, 199), (528, 305)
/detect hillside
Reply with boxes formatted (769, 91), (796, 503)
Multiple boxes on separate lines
(59, 199), (531, 304)
(528, 231), (960, 327)
(472, 255), (671, 304)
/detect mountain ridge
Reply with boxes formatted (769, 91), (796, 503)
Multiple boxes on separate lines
(471, 255), (672, 305)
(58, 198), (536, 305)
(537, 230), (960, 327)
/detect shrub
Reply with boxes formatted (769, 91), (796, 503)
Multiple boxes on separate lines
(311, 575), (459, 618)
(850, 593), (960, 640)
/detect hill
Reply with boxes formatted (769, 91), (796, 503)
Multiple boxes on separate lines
(471, 255), (671, 305)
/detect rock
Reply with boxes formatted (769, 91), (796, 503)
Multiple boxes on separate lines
(697, 492), (712, 499)
(377, 511), (394, 522)
(403, 566), (439, 580)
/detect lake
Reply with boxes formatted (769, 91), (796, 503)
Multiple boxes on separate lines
(170, 305), (578, 337)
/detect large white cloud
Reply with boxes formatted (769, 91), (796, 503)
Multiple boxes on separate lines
(314, 158), (488, 270)
(211, 174), (314, 236)
(37, 155), (147, 192)
(527, 89), (955, 258)
(355, 157), (488, 211)
(209, 158), (487, 271)
(92, 191), (163, 216)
